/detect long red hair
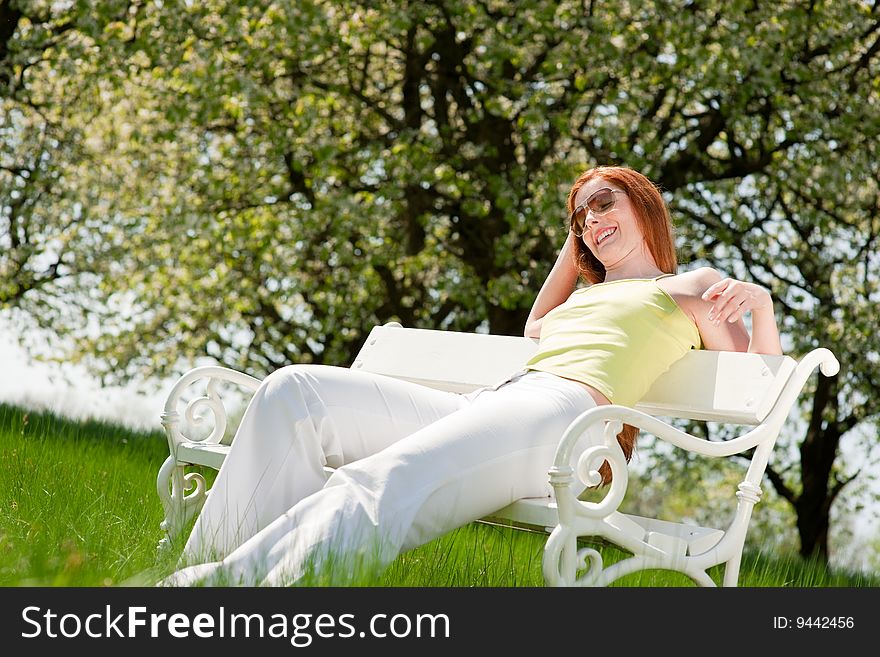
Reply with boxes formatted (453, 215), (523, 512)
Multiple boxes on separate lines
(568, 167), (678, 485)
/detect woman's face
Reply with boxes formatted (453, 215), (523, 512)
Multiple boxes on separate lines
(572, 178), (647, 268)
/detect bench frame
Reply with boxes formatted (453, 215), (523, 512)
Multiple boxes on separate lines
(157, 323), (839, 587)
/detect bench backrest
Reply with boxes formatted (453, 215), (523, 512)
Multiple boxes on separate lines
(352, 324), (797, 425)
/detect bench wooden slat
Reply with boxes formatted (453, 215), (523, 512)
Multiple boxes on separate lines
(351, 324), (538, 394)
(637, 349), (796, 424)
(353, 324), (797, 424)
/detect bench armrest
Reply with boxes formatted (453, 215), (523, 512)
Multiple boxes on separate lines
(160, 366), (261, 454)
(549, 347), (840, 526)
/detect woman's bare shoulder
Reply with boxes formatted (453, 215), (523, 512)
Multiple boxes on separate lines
(657, 268), (720, 323)
(661, 267), (721, 297)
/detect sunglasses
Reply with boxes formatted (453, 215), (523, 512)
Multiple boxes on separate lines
(569, 188), (628, 237)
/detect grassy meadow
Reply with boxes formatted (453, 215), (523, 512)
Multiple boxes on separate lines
(0, 402), (876, 588)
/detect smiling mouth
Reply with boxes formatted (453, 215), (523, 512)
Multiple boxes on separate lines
(596, 227), (617, 245)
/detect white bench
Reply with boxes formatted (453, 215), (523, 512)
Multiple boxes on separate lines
(157, 322), (839, 587)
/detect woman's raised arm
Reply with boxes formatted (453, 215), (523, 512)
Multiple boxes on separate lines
(524, 233), (580, 338)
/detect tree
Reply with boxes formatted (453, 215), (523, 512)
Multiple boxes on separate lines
(0, 0), (135, 353)
(1, 0), (77, 309)
(8, 0), (880, 563)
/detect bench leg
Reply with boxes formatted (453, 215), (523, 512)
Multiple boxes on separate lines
(544, 526), (606, 587)
(720, 480), (762, 586)
(723, 552), (744, 587)
(544, 522), (724, 587)
(156, 456), (209, 553)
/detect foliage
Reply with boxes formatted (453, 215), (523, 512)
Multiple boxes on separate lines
(1, 0), (879, 561)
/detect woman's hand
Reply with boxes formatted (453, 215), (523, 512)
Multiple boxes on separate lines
(701, 277), (773, 327)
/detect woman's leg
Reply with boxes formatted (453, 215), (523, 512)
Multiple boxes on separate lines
(183, 364), (469, 561)
(167, 371), (602, 586)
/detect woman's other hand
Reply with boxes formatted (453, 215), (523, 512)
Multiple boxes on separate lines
(701, 277), (773, 327)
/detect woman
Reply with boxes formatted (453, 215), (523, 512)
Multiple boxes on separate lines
(162, 166), (781, 586)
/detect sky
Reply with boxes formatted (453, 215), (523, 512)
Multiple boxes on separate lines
(0, 327), (169, 432)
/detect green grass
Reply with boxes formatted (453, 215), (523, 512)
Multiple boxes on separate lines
(0, 402), (177, 586)
(1, 401), (876, 587)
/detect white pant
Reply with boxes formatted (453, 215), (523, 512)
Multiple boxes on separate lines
(167, 365), (601, 586)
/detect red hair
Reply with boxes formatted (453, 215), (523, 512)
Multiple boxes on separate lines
(568, 166), (678, 284)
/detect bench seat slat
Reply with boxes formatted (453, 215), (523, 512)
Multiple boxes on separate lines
(484, 498), (724, 556)
(177, 443), (229, 470)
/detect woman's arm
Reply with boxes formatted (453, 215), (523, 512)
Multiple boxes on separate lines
(524, 233), (580, 338)
(695, 268), (783, 355)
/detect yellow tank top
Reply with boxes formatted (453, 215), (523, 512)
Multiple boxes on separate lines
(524, 275), (702, 407)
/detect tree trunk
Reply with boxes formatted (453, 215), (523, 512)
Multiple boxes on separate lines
(488, 304), (526, 337)
(793, 375), (841, 561)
